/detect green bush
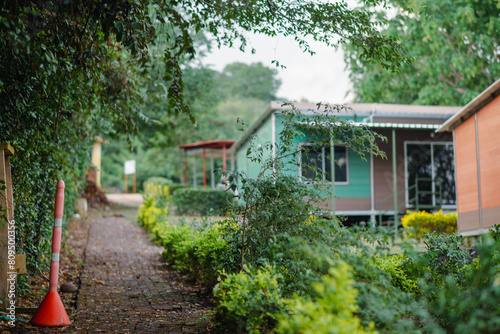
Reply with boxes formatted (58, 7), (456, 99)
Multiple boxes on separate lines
(173, 188), (234, 216)
(138, 195), (168, 230)
(214, 264), (285, 334)
(401, 210), (457, 240)
(138, 197), (240, 285)
(277, 262), (375, 334)
(420, 236), (500, 332)
(422, 232), (475, 283)
(158, 220), (240, 285)
(374, 254), (419, 295)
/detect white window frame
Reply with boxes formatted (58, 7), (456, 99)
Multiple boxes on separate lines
(404, 141), (456, 208)
(298, 142), (349, 185)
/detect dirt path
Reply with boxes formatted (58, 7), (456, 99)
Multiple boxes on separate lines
(105, 194), (144, 207)
(5, 209), (213, 333)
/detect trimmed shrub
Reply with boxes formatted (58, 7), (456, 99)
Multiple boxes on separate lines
(214, 264), (285, 334)
(277, 262), (375, 334)
(401, 210), (457, 240)
(173, 188), (234, 216)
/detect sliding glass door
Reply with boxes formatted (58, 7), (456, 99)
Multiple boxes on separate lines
(406, 142), (456, 207)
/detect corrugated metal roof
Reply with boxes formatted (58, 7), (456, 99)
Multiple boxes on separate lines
(178, 140), (235, 150)
(298, 121), (441, 130)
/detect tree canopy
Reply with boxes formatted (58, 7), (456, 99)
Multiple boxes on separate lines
(344, 0), (500, 106)
(0, 0), (410, 284)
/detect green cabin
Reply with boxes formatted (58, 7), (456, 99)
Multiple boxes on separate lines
(229, 102), (461, 225)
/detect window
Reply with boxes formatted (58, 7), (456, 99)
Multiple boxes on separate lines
(405, 142), (456, 206)
(300, 144), (348, 183)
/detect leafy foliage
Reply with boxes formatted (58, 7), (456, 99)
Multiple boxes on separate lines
(173, 188), (234, 216)
(214, 264), (285, 334)
(344, 0), (500, 105)
(277, 262), (375, 334)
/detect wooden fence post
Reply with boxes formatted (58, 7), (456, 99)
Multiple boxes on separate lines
(0, 143), (15, 309)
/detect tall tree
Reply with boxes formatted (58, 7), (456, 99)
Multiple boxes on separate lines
(219, 62), (281, 101)
(344, 0), (500, 106)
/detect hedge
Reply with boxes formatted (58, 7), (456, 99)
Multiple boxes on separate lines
(172, 188), (234, 216)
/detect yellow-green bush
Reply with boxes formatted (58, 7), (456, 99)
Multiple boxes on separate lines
(138, 195), (168, 230)
(401, 210), (457, 240)
(214, 264), (285, 334)
(277, 262), (375, 334)
(374, 254), (419, 295)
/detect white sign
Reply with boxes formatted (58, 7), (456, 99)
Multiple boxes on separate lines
(124, 160), (136, 175)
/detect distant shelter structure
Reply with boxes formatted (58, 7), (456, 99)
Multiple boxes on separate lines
(178, 140), (235, 189)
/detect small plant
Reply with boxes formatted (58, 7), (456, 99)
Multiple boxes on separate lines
(214, 264), (285, 334)
(422, 232), (475, 283)
(489, 224), (500, 241)
(374, 254), (419, 295)
(277, 261), (375, 334)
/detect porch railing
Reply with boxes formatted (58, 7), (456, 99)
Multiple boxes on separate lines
(377, 178), (442, 227)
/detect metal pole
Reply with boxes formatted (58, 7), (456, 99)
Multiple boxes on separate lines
(211, 157), (215, 189)
(202, 149), (207, 189)
(392, 129), (398, 236)
(184, 152), (188, 188)
(193, 158), (197, 189)
(330, 135), (335, 218)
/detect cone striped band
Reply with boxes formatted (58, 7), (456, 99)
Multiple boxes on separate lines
(49, 180), (64, 291)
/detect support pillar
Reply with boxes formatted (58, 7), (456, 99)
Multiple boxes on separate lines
(222, 145), (227, 173)
(193, 158), (197, 189)
(202, 149), (207, 189)
(392, 129), (398, 236)
(184, 152), (188, 188)
(210, 157), (215, 189)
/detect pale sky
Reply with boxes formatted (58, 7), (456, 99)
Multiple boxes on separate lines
(202, 34), (354, 104)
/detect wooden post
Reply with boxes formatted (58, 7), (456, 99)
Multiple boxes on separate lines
(222, 145), (227, 172)
(184, 152), (188, 188)
(0, 143), (15, 309)
(392, 129), (398, 236)
(132, 173), (136, 194)
(202, 149), (207, 189)
(124, 174), (128, 193)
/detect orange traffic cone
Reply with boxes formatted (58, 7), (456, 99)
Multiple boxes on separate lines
(31, 180), (71, 326)
(30, 291), (70, 326)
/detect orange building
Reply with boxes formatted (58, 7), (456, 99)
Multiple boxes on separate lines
(438, 79), (500, 236)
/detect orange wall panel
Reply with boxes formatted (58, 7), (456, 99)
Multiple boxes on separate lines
(454, 115), (479, 213)
(477, 94), (500, 209)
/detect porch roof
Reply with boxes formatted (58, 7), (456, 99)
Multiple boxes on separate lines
(297, 121), (441, 130)
(178, 140), (235, 158)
